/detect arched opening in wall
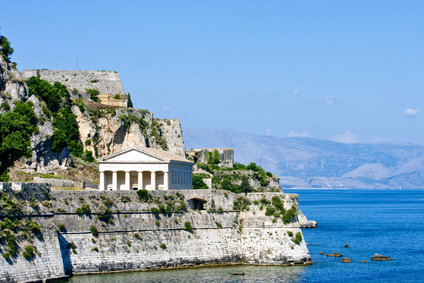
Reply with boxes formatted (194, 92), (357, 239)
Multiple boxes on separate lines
(187, 197), (207, 210)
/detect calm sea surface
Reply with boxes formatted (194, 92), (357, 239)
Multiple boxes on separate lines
(69, 189), (424, 282)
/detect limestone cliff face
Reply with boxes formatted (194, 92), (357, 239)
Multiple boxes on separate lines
(0, 56), (186, 175)
(72, 105), (185, 158)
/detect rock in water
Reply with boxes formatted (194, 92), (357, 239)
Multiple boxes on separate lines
(327, 254), (334, 257)
(340, 258), (352, 263)
(344, 244), (350, 248)
(334, 252), (343, 257)
(371, 254), (392, 261)
(319, 252), (324, 255)
(361, 260), (367, 263)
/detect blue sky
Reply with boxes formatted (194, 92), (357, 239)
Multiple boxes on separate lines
(2, 1), (424, 144)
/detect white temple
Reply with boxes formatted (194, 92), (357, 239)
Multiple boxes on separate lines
(97, 146), (194, 191)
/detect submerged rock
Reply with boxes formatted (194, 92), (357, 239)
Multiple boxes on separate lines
(371, 254), (392, 261)
(327, 254), (334, 257)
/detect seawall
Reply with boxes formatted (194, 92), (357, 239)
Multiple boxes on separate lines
(0, 189), (312, 282)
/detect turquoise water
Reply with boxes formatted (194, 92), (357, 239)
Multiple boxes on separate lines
(69, 190), (424, 282)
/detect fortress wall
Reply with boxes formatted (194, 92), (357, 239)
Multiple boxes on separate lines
(0, 232), (67, 283)
(21, 69), (126, 97)
(191, 148), (235, 168)
(0, 182), (51, 201)
(0, 190), (311, 282)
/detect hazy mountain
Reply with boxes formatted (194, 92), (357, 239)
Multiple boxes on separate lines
(183, 128), (424, 189)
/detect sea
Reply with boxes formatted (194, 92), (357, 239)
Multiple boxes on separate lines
(68, 189), (424, 283)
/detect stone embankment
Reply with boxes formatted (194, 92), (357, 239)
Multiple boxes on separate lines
(0, 188), (312, 282)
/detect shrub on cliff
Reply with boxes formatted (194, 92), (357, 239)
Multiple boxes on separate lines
(96, 204), (113, 222)
(22, 245), (34, 260)
(76, 204), (91, 215)
(137, 189), (152, 202)
(184, 221), (193, 232)
(233, 195), (251, 211)
(283, 206), (297, 225)
(90, 225), (98, 236)
(293, 232), (302, 245)
(271, 196), (285, 213)
(192, 173), (209, 190)
(265, 206), (276, 216)
(86, 88), (100, 102)
(84, 151), (95, 163)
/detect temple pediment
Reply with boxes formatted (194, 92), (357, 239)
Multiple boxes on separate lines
(100, 148), (166, 163)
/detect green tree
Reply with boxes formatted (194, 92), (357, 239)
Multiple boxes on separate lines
(213, 150), (220, 165)
(192, 174), (209, 189)
(127, 93), (133, 107)
(238, 175), (253, 194)
(0, 35), (14, 62)
(27, 77), (69, 112)
(86, 89), (100, 102)
(0, 111), (33, 180)
(13, 101), (36, 125)
(52, 106), (83, 156)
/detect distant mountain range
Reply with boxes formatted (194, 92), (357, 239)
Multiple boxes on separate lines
(183, 129), (424, 189)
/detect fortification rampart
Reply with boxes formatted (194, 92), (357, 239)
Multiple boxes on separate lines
(0, 182), (50, 201)
(21, 69), (127, 107)
(188, 148), (234, 168)
(32, 177), (98, 190)
(0, 189), (312, 282)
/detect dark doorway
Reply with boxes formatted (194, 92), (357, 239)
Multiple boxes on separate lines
(187, 198), (207, 210)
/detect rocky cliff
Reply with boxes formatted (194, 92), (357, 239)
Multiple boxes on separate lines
(0, 56), (185, 180)
(0, 188), (312, 282)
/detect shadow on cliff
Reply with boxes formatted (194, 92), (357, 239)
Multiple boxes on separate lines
(57, 232), (73, 275)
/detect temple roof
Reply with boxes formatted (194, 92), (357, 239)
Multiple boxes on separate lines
(97, 146), (193, 165)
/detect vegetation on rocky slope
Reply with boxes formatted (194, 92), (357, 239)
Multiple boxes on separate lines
(0, 101), (36, 181)
(193, 151), (280, 193)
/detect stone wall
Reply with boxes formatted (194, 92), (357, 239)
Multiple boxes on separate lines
(21, 69), (125, 96)
(0, 182), (50, 201)
(0, 232), (67, 283)
(21, 69), (127, 107)
(0, 189), (312, 282)
(32, 177), (98, 190)
(189, 148), (234, 168)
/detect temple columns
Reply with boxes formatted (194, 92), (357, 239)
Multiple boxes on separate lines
(138, 171), (143, 190)
(99, 171), (105, 191)
(150, 171), (156, 190)
(125, 171), (130, 190)
(112, 171), (118, 191)
(164, 171), (169, 190)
